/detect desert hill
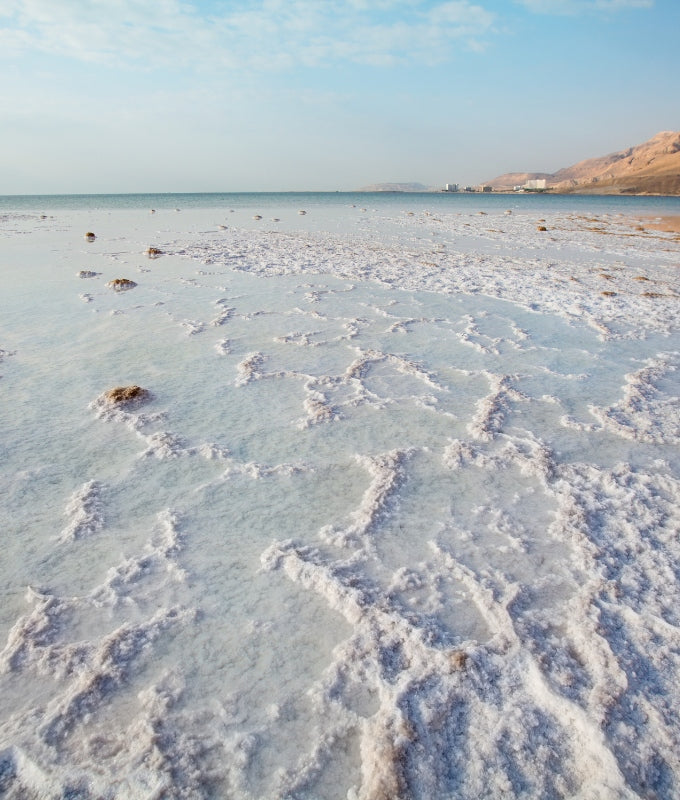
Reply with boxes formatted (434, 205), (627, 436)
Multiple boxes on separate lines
(357, 182), (434, 192)
(487, 131), (680, 195)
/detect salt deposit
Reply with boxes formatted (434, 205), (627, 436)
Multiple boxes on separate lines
(0, 194), (679, 798)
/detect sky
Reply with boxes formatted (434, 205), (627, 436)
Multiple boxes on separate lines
(1, 0), (678, 193)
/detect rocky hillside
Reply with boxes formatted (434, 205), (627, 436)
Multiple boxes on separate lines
(487, 131), (680, 195)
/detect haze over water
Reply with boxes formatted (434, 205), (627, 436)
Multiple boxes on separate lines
(1, 193), (679, 799)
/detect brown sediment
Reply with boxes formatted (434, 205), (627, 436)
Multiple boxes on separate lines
(146, 246), (163, 257)
(637, 215), (680, 234)
(448, 650), (468, 670)
(107, 278), (137, 291)
(566, 214), (680, 241)
(601, 291), (617, 297)
(103, 385), (150, 405)
(359, 720), (410, 800)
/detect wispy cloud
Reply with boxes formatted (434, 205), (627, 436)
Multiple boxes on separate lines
(0, 0), (496, 70)
(516, 0), (653, 14)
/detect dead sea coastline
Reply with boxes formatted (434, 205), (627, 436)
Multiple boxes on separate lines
(639, 214), (680, 234)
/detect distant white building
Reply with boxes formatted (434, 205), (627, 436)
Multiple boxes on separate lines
(444, 183), (458, 192)
(524, 179), (547, 191)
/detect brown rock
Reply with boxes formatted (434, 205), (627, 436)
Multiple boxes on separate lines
(449, 650), (468, 670)
(103, 385), (150, 405)
(107, 278), (137, 291)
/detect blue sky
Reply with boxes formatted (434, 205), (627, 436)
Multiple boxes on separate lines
(1, 0), (677, 193)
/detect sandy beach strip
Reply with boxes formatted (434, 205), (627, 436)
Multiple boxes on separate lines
(567, 213), (680, 238)
(637, 214), (680, 234)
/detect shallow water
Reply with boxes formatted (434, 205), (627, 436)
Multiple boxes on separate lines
(1, 196), (679, 798)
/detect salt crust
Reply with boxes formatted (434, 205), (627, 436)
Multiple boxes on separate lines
(58, 480), (104, 543)
(261, 431), (680, 798)
(0, 510), (196, 797)
(233, 345), (446, 430)
(174, 210), (680, 340)
(90, 387), (307, 478)
(1, 207), (680, 797)
(587, 353), (680, 443)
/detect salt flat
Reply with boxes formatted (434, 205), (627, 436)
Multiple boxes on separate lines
(0, 195), (679, 798)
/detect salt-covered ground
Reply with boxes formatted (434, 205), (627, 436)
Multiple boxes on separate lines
(0, 201), (679, 798)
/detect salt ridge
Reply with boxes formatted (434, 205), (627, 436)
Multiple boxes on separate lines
(176, 210), (679, 339)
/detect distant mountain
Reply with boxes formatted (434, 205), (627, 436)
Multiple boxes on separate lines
(483, 172), (553, 190)
(357, 182), (434, 192)
(486, 131), (680, 195)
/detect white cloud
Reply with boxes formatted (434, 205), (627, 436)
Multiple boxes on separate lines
(0, 0), (496, 70)
(0, 0), (213, 64)
(517, 0), (653, 13)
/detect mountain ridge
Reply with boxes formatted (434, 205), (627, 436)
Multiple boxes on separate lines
(356, 182), (435, 192)
(486, 131), (680, 195)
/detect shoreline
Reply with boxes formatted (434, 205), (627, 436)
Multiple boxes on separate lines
(638, 214), (680, 234)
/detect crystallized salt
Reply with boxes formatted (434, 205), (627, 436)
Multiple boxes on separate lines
(0, 197), (679, 798)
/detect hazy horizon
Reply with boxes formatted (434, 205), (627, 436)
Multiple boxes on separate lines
(1, 0), (678, 194)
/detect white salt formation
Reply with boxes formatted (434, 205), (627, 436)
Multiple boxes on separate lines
(0, 195), (679, 798)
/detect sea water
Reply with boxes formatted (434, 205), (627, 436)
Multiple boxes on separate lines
(1, 193), (679, 798)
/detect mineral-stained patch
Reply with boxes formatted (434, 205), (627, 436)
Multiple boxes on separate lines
(102, 385), (150, 406)
(107, 278), (137, 291)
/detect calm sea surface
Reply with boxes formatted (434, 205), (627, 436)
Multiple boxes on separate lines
(2, 190), (680, 214)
